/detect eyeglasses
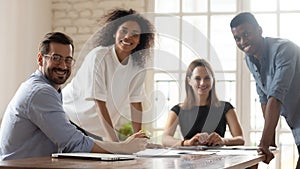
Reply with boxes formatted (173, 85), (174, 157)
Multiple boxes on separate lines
(43, 54), (76, 66)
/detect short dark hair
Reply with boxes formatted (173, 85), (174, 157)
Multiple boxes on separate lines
(39, 32), (74, 56)
(230, 12), (259, 28)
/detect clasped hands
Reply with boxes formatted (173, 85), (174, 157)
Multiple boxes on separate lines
(183, 132), (224, 146)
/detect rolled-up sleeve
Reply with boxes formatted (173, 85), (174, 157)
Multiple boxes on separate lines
(256, 82), (268, 104)
(28, 87), (94, 153)
(268, 44), (297, 103)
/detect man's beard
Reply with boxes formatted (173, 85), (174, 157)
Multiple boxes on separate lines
(45, 67), (71, 86)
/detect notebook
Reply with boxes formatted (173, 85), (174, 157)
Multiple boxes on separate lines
(51, 153), (136, 161)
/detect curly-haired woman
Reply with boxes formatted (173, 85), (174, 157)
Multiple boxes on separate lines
(62, 8), (155, 142)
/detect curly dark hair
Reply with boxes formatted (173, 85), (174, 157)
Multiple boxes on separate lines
(95, 8), (155, 67)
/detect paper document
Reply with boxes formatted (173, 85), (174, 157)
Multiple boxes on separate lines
(174, 145), (218, 150)
(173, 145), (276, 151)
(212, 150), (259, 155)
(206, 145), (277, 151)
(203, 146), (277, 155)
(52, 153), (136, 161)
(134, 148), (215, 157)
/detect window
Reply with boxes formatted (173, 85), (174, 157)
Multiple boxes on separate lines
(147, 0), (299, 168)
(150, 0), (237, 139)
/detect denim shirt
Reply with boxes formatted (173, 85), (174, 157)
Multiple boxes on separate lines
(245, 37), (300, 145)
(0, 70), (94, 160)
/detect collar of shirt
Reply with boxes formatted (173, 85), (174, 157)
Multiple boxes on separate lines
(34, 70), (62, 93)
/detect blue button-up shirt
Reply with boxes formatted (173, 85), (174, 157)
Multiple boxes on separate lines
(245, 37), (300, 145)
(0, 70), (94, 160)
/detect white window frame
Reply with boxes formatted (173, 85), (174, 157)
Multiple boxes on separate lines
(145, 0), (298, 168)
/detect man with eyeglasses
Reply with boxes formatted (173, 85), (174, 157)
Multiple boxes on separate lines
(0, 32), (148, 160)
(43, 53), (76, 67)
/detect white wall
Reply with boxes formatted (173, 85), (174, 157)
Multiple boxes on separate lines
(0, 0), (52, 118)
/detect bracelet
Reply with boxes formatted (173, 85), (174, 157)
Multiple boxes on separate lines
(181, 139), (185, 146)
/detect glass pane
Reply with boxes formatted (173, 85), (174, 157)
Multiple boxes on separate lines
(155, 16), (180, 40)
(250, 0), (277, 12)
(153, 73), (181, 129)
(255, 14), (277, 38)
(181, 45), (204, 71)
(182, 0), (208, 13)
(250, 80), (264, 130)
(280, 13), (300, 46)
(279, 133), (298, 168)
(215, 73), (236, 106)
(280, 0), (300, 11)
(154, 16), (180, 71)
(182, 16), (208, 69)
(250, 132), (262, 146)
(210, 0), (236, 12)
(180, 73), (186, 103)
(210, 15), (236, 71)
(154, 40), (180, 70)
(155, 0), (179, 13)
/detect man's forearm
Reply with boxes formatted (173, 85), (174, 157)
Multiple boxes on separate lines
(260, 97), (280, 147)
(261, 104), (276, 146)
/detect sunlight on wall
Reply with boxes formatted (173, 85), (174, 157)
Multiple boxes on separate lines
(0, 0), (52, 119)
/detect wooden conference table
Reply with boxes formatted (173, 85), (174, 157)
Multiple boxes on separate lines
(0, 151), (266, 169)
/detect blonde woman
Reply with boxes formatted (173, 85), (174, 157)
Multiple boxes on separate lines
(162, 59), (244, 147)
